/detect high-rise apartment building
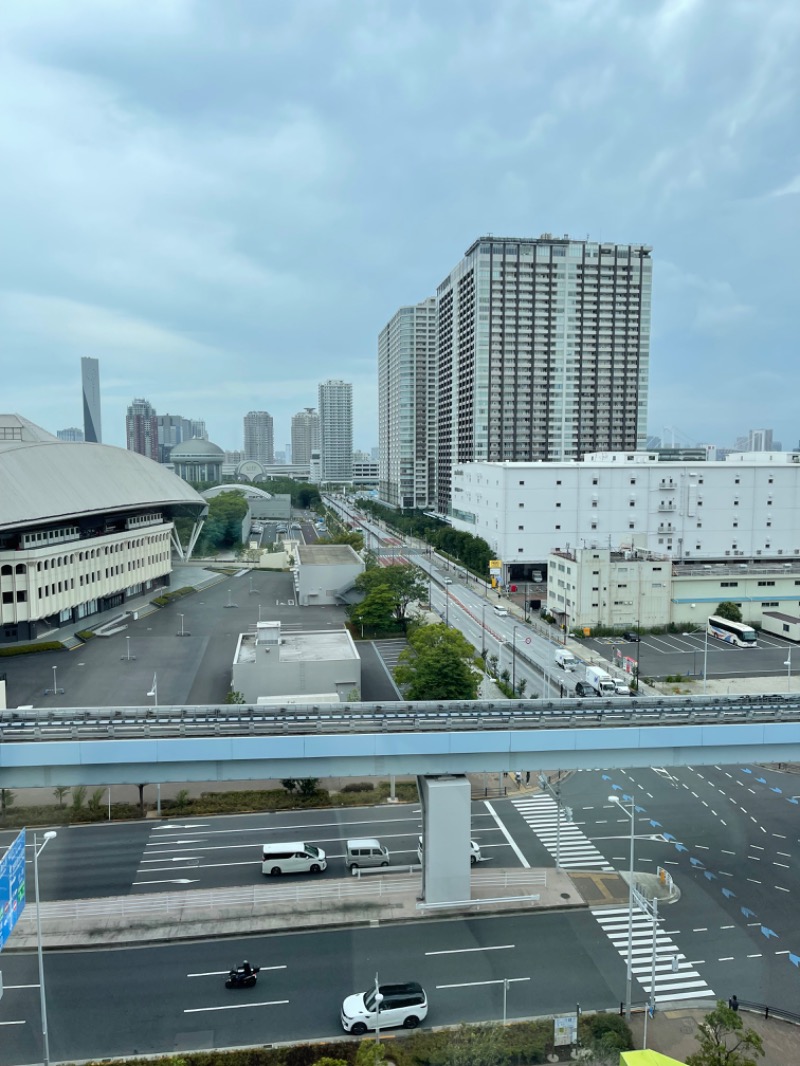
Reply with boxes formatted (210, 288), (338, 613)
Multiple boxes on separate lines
(291, 408), (321, 468)
(125, 398), (159, 461)
(318, 380), (353, 483)
(435, 235), (652, 511)
(735, 428), (779, 452)
(57, 427), (84, 442)
(378, 297), (437, 509)
(155, 414), (208, 463)
(243, 411), (274, 463)
(81, 357), (102, 443)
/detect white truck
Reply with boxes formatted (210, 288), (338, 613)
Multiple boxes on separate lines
(575, 665), (617, 697)
(554, 649), (581, 671)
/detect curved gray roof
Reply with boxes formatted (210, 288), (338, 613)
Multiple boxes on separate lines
(0, 414), (206, 533)
(170, 437), (225, 459)
(203, 484), (273, 501)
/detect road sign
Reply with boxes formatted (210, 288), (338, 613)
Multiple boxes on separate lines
(0, 829), (26, 952)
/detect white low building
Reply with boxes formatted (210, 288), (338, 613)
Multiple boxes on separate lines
(451, 450), (800, 579)
(547, 547), (800, 632)
(294, 543), (365, 606)
(232, 621), (361, 703)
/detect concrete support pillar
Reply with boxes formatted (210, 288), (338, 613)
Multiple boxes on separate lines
(418, 774), (471, 905)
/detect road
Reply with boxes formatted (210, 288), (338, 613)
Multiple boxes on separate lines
(0, 911), (627, 1064)
(18, 801), (527, 901)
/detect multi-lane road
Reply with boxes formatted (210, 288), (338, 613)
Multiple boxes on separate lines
(4, 766), (800, 1062)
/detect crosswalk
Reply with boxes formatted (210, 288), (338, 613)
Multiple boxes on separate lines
(511, 794), (614, 870)
(592, 906), (715, 1003)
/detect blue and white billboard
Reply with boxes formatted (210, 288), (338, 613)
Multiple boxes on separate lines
(0, 829), (26, 951)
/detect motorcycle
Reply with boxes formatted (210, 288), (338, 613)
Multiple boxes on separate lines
(225, 964), (261, 989)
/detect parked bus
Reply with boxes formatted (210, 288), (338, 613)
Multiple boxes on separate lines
(707, 615), (757, 647)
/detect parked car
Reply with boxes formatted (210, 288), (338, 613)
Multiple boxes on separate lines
(341, 981), (428, 1034)
(417, 836), (481, 865)
(622, 631), (640, 642)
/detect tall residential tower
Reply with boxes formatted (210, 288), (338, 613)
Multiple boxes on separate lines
(378, 297), (437, 509)
(319, 380), (353, 483)
(243, 410), (274, 464)
(125, 398), (159, 461)
(81, 357), (102, 443)
(436, 235), (652, 511)
(291, 408), (321, 468)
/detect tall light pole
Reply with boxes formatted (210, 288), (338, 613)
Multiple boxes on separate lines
(785, 650), (792, 693)
(609, 794), (636, 1020)
(147, 673), (158, 707)
(445, 585), (449, 627)
(703, 616), (709, 694)
(481, 603), (487, 658)
(34, 830), (57, 1066)
(512, 626), (520, 694)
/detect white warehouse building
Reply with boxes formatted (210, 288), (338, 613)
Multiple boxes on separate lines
(450, 450), (800, 580)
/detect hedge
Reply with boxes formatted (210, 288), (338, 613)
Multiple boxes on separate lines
(0, 641), (63, 657)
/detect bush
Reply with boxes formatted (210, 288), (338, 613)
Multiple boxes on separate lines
(340, 782), (375, 793)
(0, 641), (63, 657)
(579, 1012), (634, 1051)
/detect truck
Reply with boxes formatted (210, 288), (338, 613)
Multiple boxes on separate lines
(575, 665), (617, 697)
(554, 649), (581, 671)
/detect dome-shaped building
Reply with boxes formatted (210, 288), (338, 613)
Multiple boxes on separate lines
(169, 437), (225, 483)
(0, 414), (206, 644)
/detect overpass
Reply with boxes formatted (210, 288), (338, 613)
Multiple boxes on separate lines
(2, 692), (800, 789)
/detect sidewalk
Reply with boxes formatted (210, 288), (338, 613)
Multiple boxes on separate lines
(629, 1005), (800, 1064)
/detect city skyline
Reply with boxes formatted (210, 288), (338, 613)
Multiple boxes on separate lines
(4, 2), (799, 453)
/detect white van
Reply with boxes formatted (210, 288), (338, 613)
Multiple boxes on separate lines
(493, 605), (508, 617)
(346, 838), (390, 870)
(554, 649), (580, 671)
(261, 842), (327, 876)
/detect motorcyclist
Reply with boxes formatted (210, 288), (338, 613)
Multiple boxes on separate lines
(241, 960), (253, 976)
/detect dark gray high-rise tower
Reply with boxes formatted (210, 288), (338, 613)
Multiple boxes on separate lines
(81, 357), (102, 443)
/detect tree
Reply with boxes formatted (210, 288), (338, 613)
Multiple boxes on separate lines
(225, 690), (246, 704)
(715, 601), (743, 623)
(686, 1001), (764, 1066)
(53, 786), (69, 808)
(395, 623), (481, 700)
(349, 587), (397, 635)
(354, 564), (427, 630)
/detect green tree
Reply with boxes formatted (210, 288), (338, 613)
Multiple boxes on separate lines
(225, 690), (246, 704)
(53, 786), (69, 808)
(395, 623), (481, 700)
(320, 529), (365, 551)
(686, 1000), (764, 1066)
(281, 778), (298, 793)
(349, 587), (397, 635)
(71, 785), (87, 810)
(87, 788), (105, 812)
(0, 789), (15, 813)
(298, 778), (320, 796)
(354, 564), (427, 630)
(715, 601), (743, 623)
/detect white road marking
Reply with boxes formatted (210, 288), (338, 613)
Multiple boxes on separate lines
(184, 1000), (288, 1013)
(425, 945), (514, 956)
(0, 1021), (26, 1027)
(188, 966), (287, 977)
(1, 984), (39, 990)
(437, 977), (530, 990)
(775, 886), (790, 892)
(748, 954), (763, 958)
(485, 801), (529, 868)
(722, 850), (736, 856)
(747, 878), (762, 884)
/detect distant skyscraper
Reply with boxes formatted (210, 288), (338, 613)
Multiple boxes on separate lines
(126, 398), (159, 461)
(243, 410), (274, 463)
(319, 380), (353, 483)
(435, 234), (652, 511)
(291, 407), (321, 468)
(81, 357), (102, 443)
(57, 427), (84, 442)
(378, 297), (437, 509)
(155, 414), (208, 463)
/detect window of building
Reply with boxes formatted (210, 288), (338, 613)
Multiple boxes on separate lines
(757, 580), (775, 586)
(629, 522), (635, 529)
(519, 502), (524, 508)
(592, 478), (599, 485)
(591, 522), (597, 529)
(555, 524), (561, 530)
(762, 601), (779, 607)
(721, 581), (739, 587)
(518, 525), (524, 530)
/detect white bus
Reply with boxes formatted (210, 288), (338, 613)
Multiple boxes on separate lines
(707, 615), (757, 647)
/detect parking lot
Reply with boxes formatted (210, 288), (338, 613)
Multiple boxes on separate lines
(581, 627), (797, 682)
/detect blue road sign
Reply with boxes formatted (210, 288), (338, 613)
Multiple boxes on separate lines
(0, 829), (26, 951)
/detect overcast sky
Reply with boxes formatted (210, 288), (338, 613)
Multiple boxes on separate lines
(3, 0), (798, 454)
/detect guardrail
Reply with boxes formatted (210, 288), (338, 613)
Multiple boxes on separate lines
(3, 693), (800, 742)
(737, 999), (800, 1025)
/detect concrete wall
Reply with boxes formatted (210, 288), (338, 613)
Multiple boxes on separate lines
(419, 775), (471, 905)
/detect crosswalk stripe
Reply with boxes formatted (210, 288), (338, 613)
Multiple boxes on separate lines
(512, 795), (614, 871)
(591, 904), (714, 1004)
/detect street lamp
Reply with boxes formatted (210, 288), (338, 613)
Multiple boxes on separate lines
(34, 830), (57, 1066)
(703, 616), (709, 694)
(481, 603), (487, 658)
(147, 673), (158, 707)
(785, 650), (792, 693)
(609, 794), (636, 1020)
(512, 626), (520, 694)
(445, 585), (449, 627)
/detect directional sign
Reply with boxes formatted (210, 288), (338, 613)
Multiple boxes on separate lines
(0, 830), (26, 952)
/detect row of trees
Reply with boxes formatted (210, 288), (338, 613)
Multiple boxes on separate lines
(359, 500), (493, 576)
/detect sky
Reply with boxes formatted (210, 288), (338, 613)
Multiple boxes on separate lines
(3, 0), (799, 455)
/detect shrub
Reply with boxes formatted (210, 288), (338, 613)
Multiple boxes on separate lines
(0, 641), (63, 656)
(87, 788), (105, 812)
(71, 785), (87, 810)
(340, 782), (375, 793)
(580, 1012), (634, 1051)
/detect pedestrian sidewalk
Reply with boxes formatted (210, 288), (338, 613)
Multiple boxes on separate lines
(629, 1005), (800, 1065)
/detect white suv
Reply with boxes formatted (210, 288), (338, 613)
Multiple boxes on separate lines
(341, 981), (428, 1034)
(417, 836), (482, 865)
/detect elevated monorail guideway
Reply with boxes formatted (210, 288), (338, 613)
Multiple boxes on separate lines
(2, 693), (800, 788)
